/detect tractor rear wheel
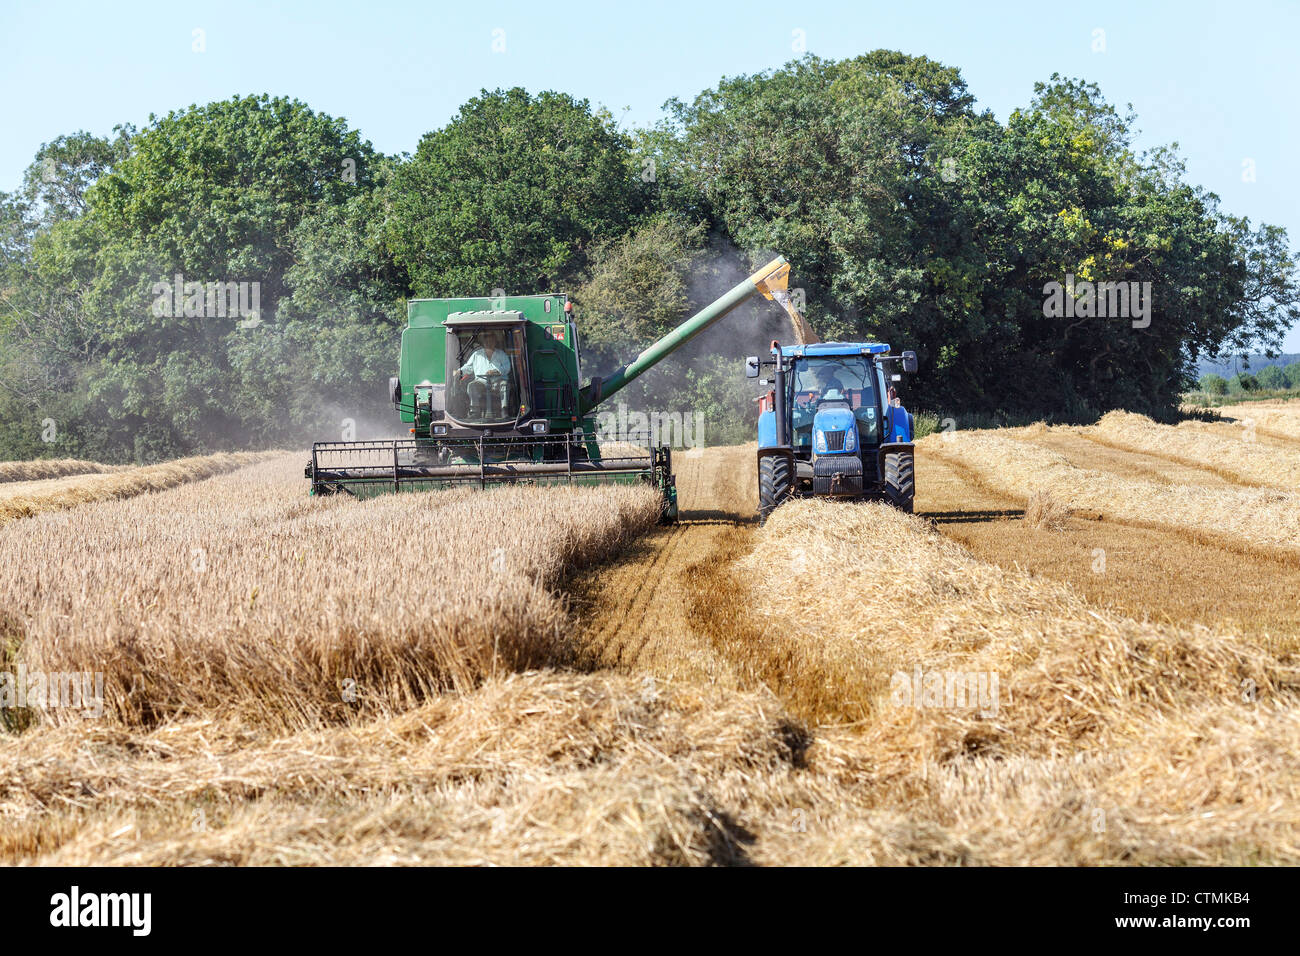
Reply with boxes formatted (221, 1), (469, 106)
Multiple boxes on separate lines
(884, 451), (915, 514)
(759, 455), (793, 524)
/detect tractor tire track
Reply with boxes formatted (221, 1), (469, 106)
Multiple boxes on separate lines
(567, 445), (759, 688)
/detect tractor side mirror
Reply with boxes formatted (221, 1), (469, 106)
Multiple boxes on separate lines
(902, 350), (918, 374)
(389, 376), (401, 406)
(745, 355), (760, 378)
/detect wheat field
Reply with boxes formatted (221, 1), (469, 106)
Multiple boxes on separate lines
(736, 501), (1299, 865)
(1, 455), (661, 731)
(0, 458), (130, 484)
(0, 451), (283, 523)
(3, 407), (1300, 864)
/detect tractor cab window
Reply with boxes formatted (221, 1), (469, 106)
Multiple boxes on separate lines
(445, 325), (528, 425)
(790, 356), (880, 446)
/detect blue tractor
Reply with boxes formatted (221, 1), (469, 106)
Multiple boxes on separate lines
(747, 340), (918, 522)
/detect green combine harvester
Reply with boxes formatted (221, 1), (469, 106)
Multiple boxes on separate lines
(305, 256), (798, 521)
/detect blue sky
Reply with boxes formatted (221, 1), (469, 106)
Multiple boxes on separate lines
(3, 0), (1298, 349)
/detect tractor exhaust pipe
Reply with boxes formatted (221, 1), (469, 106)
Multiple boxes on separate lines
(771, 339), (789, 448)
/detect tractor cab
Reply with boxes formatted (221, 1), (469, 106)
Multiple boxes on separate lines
(790, 354), (883, 453)
(443, 312), (531, 427)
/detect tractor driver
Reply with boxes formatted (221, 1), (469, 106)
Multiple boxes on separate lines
(458, 330), (512, 419)
(795, 365), (844, 413)
(807, 366), (844, 402)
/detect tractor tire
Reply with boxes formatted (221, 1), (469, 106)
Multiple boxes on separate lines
(884, 450), (915, 514)
(759, 455), (793, 525)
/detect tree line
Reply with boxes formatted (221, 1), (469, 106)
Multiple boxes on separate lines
(1198, 360), (1300, 396)
(2, 51), (1296, 461)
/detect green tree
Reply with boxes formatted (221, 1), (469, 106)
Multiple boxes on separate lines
(648, 52), (1007, 416)
(4, 96), (389, 459)
(21, 129), (134, 227)
(1198, 373), (1229, 395)
(573, 214), (707, 365)
(1255, 364), (1286, 389)
(1029, 73), (1136, 155)
(0, 130), (136, 457)
(388, 88), (647, 298)
(571, 216), (768, 444)
(652, 51), (981, 343)
(230, 157), (409, 439)
(650, 56), (1299, 418)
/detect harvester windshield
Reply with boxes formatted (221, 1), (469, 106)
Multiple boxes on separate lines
(791, 356), (881, 444)
(446, 325), (528, 426)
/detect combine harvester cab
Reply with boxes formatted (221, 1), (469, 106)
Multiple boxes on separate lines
(307, 257), (801, 522)
(747, 339), (918, 522)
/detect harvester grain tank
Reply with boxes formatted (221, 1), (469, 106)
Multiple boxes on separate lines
(306, 256), (800, 520)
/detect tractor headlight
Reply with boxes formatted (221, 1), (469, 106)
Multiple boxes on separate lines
(432, 424), (448, 436)
(843, 428), (857, 452)
(531, 421), (548, 434)
(814, 429), (827, 454)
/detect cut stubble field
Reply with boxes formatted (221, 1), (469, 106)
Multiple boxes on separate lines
(3, 405), (1299, 864)
(921, 408), (1300, 656)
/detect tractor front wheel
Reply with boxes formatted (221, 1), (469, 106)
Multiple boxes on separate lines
(759, 455), (793, 524)
(884, 451), (915, 514)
